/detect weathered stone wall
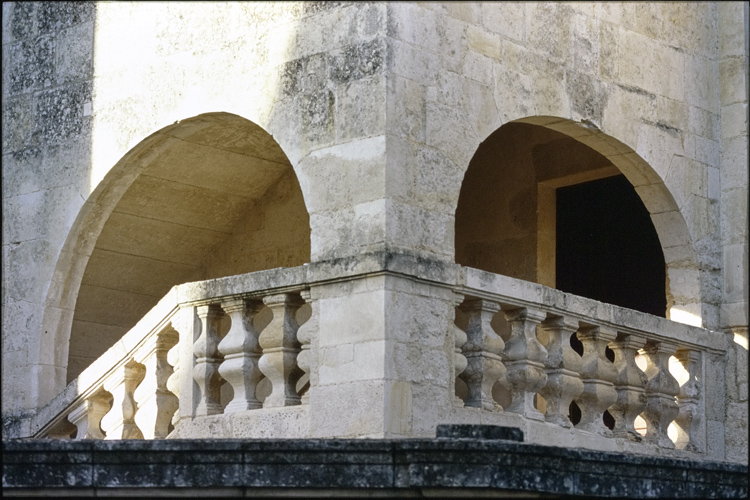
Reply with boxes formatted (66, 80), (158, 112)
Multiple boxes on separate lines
(717, 1), (749, 466)
(2, 1), (747, 463)
(2, 1), (388, 416)
(3, 1), (98, 417)
(382, 2), (726, 325)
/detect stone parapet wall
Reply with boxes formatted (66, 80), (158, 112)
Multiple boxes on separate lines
(3, 426), (748, 498)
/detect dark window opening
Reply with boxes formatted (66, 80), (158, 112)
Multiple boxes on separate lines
(556, 175), (666, 317)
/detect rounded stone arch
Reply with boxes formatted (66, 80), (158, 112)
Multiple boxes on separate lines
(454, 115), (702, 325)
(40, 112), (311, 390)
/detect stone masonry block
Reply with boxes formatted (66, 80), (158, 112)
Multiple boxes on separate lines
(482, 3), (525, 41)
(387, 74), (426, 142)
(7, 1), (35, 42)
(35, 81), (93, 147)
(718, 1), (748, 58)
(37, 1), (95, 34)
(636, 122), (683, 179)
(318, 290), (385, 347)
(688, 106), (719, 140)
(425, 100), (479, 169)
(618, 29), (656, 93)
(720, 103), (749, 142)
(1, 97), (36, 156)
(7, 36), (54, 95)
(664, 156), (706, 210)
(719, 57), (748, 106)
(720, 135), (749, 188)
(309, 381), (386, 437)
(723, 244), (748, 302)
(720, 188), (748, 245)
(685, 53), (720, 112)
(414, 146), (463, 210)
(656, 95), (689, 133)
(319, 341), (386, 385)
(466, 26), (501, 60)
(634, 2), (662, 39)
(463, 50), (493, 86)
(725, 402), (749, 464)
(722, 303), (749, 329)
(385, 291), (452, 348)
(386, 3), (441, 50)
(460, 78), (502, 142)
(386, 38), (440, 84)
(54, 21), (94, 85)
(526, 3), (573, 63)
(386, 201), (453, 258)
(335, 75), (386, 142)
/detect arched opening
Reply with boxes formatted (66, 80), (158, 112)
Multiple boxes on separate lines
(455, 120), (668, 317)
(63, 113), (310, 381)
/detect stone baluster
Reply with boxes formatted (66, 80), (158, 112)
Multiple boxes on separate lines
(502, 307), (548, 420)
(641, 340), (680, 448)
(259, 292), (305, 408)
(458, 298), (504, 411)
(575, 325), (618, 435)
(193, 303), (225, 416)
(295, 290), (315, 405)
(165, 321), (181, 426)
(452, 293), (468, 407)
(673, 348), (703, 451)
(69, 390), (112, 439)
(101, 360), (146, 439)
(218, 298), (264, 413)
(133, 328), (179, 439)
(608, 333), (648, 440)
(539, 315), (583, 427)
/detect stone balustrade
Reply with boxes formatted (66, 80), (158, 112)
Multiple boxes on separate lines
(35, 267), (311, 441)
(455, 267), (726, 455)
(32, 256), (725, 460)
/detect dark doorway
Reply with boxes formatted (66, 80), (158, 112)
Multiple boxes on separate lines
(556, 175), (666, 317)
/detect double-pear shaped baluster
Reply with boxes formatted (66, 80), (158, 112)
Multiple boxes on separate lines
(133, 328), (179, 439)
(641, 340), (680, 448)
(458, 298), (505, 411)
(503, 307), (547, 420)
(218, 298), (264, 413)
(68, 390), (111, 439)
(452, 293), (468, 407)
(575, 325), (618, 435)
(193, 304), (225, 416)
(673, 348), (703, 452)
(165, 316), (182, 427)
(609, 333), (648, 440)
(295, 290), (315, 405)
(101, 360), (146, 439)
(539, 315), (583, 427)
(259, 292), (305, 408)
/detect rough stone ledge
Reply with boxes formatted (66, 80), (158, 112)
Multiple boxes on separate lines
(3, 436), (747, 498)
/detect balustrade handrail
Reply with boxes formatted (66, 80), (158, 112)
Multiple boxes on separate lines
(458, 267), (725, 354)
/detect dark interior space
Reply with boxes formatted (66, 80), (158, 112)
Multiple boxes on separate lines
(556, 174), (666, 317)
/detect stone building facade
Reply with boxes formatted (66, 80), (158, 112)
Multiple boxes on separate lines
(2, 0), (748, 478)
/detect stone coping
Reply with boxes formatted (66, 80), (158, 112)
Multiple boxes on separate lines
(3, 430), (747, 498)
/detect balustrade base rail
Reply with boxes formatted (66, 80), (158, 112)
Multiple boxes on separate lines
(3, 425), (747, 498)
